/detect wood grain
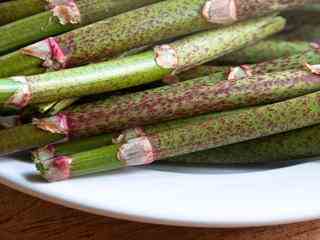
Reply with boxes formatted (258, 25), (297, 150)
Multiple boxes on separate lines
(0, 184), (319, 240)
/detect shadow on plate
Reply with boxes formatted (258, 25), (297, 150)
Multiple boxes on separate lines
(146, 158), (319, 175)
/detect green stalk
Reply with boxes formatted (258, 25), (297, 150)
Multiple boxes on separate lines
(0, 124), (63, 154)
(35, 144), (124, 182)
(0, 0), (46, 26)
(166, 124), (320, 165)
(202, 0), (317, 25)
(45, 98), (79, 115)
(36, 88), (320, 181)
(0, 0), (164, 54)
(0, 51), (44, 77)
(0, 0), (217, 77)
(32, 133), (113, 162)
(0, 15), (285, 107)
(215, 40), (316, 65)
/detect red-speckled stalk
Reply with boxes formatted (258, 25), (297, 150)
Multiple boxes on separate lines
(0, 15), (285, 107)
(227, 49), (320, 79)
(202, 0), (318, 25)
(35, 69), (320, 138)
(166, 124), (320, 164)
(0, 0), (164, 55)
(215, 40), (316, 65)
(0, 0), (46, 26)
(118, 89), (320, 162)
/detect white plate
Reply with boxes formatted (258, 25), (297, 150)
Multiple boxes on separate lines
(0, 153), (319, 228)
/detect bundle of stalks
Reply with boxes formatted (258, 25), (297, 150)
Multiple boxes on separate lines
(1, 0), (311, 77)
(2, 0), (320, 182)
(0, 15), (285, 108)
(35, 89), (320, 181)
(0, 0), (163, 55)
(2, 65), (320, 156)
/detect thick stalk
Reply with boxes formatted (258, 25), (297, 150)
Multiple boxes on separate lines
(36, 89), (320, 181)
(166, 124), (320, 164)
(202, 0), (318, 24)
(33, 69), (320, 138)
(215, 40), (315, 64)
(0, 0), (46, 25)
(0, 0), (164, 54)
(0, 16), (285, 107)
(0, 0), (216, 77)
(32, 133), (113, 162)
(116, 89), (320, 163)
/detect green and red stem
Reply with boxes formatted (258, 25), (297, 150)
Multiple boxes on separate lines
(166, 124), (320, 165)
(0, 15), (285, 108)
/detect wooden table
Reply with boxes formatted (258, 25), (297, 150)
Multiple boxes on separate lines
(0, 184), (319, 240)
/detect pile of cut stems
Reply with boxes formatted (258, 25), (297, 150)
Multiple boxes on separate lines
(1, 0), (320, 182)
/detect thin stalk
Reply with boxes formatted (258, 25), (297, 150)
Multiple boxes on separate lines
(32, 133), (113, 162)
(0, 15), (285, 107)
(166, 124), (320, 165)
(0, 0), (46, 26)
(46, 98), (79, 115)
(0, 0), (164, 54)
(215, 40), (315, 65)
(35, 145), (124, 182)
(163, 65), (229, 84)
(36, 88), (320, 181)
